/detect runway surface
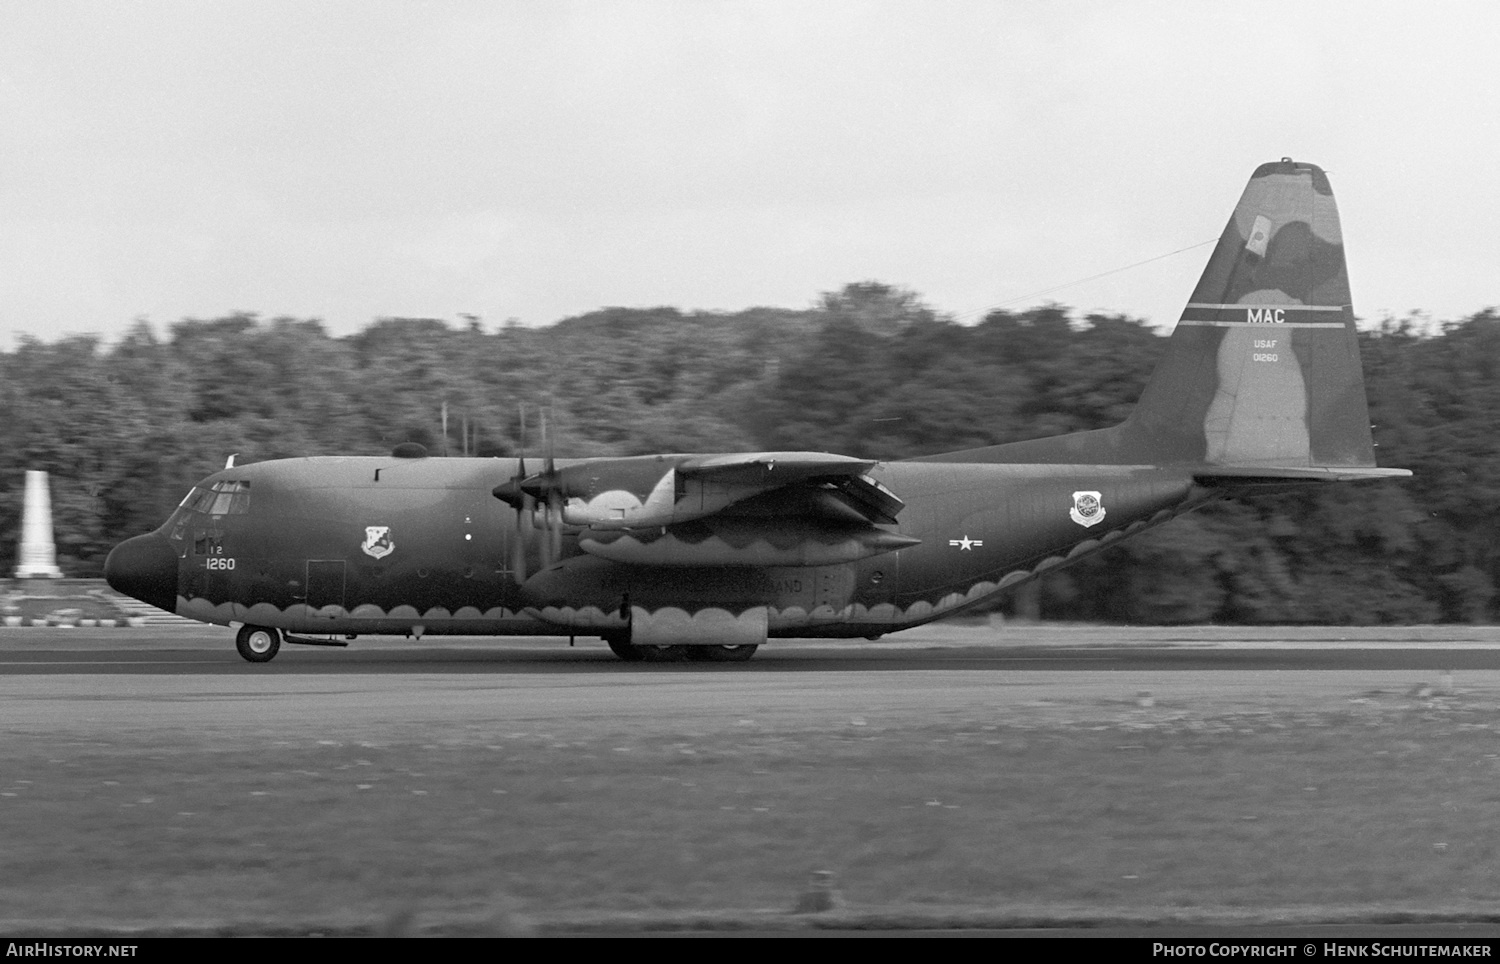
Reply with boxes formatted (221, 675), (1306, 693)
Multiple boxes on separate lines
(7, 622), (1500, 673)
(5, 624), (1500, 739)
(6, 623), (1500, 937)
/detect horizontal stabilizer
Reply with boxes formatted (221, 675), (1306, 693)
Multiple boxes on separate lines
(1193, 465), (1412, 486)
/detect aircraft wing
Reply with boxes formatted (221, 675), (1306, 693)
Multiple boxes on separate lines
(498, 451), (906, 530)
(678, 452), (904, 525)
(677, 452), (875, 483)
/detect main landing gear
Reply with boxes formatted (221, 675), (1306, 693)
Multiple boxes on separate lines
(235, 625), (281, 663)
(689, 644), (759, 662)
(603, 634), (758, 663)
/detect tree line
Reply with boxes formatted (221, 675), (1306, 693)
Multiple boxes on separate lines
(2, 282), (1494, 624)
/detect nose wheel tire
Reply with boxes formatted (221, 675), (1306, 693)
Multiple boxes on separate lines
(236, 625), (281, 663)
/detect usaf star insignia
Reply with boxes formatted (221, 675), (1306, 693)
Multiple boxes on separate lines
(948, 535), (983, 550)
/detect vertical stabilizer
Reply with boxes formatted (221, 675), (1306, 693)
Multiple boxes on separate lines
(1122, 159), (1379, 469)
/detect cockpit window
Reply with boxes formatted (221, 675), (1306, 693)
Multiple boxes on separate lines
(179, 487), (216, 513)
(228, 482), (251, 515)
(181, 480), (251, 516)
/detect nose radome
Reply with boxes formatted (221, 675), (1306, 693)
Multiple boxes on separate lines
(104, 533), (178, 614)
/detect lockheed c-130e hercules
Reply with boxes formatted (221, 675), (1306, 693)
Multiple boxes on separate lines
(105, 159), (1409, 663)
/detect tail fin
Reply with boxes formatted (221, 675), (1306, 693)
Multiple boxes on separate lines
(1122, 158), (1403, 478)
(930, 159), (1407, 479)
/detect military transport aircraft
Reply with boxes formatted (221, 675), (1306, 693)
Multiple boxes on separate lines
(105, 159), (1409, 663)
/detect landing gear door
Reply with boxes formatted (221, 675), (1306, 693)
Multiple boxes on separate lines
(305, 560), (346, 619)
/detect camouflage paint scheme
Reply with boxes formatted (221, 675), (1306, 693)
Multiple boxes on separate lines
(105, 160), (1409, 661)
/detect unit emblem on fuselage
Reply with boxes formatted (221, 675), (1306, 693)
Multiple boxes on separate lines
(362, 526), (395, 559)
(1069, 491), (1105, 528)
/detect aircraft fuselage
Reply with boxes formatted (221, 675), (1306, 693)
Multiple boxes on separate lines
(102, 160), (1408, 662)
(123, 454), (1211, 640)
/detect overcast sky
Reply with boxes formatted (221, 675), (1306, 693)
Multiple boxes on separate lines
(3, 1), (1497, 345)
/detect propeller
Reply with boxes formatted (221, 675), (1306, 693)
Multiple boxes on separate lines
(493, 401), (565, 584)
(493, 405), (535, 584)
(534, 403), (564, 567)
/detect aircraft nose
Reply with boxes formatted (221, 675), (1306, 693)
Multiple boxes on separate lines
(104, 532), (179, 614)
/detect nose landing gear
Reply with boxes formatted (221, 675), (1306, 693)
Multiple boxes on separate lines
(235, 625), (281, 663)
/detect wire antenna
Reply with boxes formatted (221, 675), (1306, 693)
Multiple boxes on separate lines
(957, 237), (1219, 323)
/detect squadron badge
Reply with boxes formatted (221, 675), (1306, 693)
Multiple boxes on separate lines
(362, 525), (395, 559)
(1069, 491), (1105, 528)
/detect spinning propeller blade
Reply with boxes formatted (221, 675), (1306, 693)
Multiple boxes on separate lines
(494, 404), (536, 584)
(492, 398), (567, 581)
(539, 403), (562, 568)
(494, 402), (568, 583)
